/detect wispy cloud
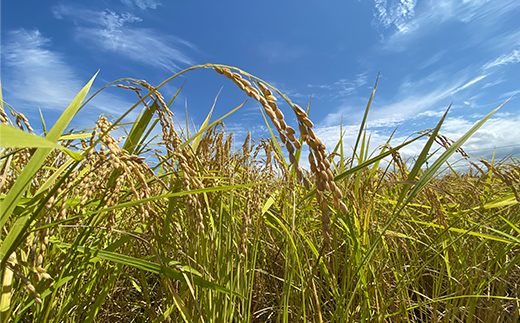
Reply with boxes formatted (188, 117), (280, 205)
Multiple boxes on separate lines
(120, 0), (161, 10)
(482, 77), (505, 89)
(377, 1), (520, 51)
(311, 109), (520, 172)
(2, 28), (92, 110)
(415, 109), (446, 118)
(323, 85), (444, 127)
(450, 75), (487, 95)
(313, 67), (520, 165)
(2, 28), (135, 118)
(482, 49), (520, 70)
(53, 4), (196, 73)
(442, 115), (520, 158)
(373, 0), (417, 33)
(321, 68), (497, 132)
(307, 72), (369, 99)
(418, 50), (447, 69)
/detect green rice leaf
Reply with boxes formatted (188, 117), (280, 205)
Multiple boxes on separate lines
(50, 240), (242, 297)
(180, 101), (245, 151)
(411, 220), (517, 244)
(0, 124), (82, 161)
(58, 133), (92, 140)
(394, 106), (451, 209)
(402, 101), (506, 207)
(191, 88), (220, 151)
(122, 101), (158, 154)
(1, 72), (97, 266)
(351, 73), (378, 167)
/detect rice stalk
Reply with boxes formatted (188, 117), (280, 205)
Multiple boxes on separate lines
(0, 65), (518, 322)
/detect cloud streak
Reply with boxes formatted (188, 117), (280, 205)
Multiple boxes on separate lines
(2, 29), (92, 110)
(322, 73), (476, 128)
(317, 64), (520, 161)
(2, 28), (135, 118)
(373, 0), (417, 33)
(482, 49), (520, 70)
(53, 4), (196, 73)
(377, 1), (520, 51)
(450, 75), (487, 95)
(312, 108), (520, 173)
(307, 72), (369, 100)
(120, 0), (161, 10)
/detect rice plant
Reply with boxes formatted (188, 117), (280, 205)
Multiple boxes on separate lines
(1, 64), (519, 322)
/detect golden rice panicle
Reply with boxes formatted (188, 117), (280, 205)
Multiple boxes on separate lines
(433, 133), (469, 159)
(174, 146), (205, 231)
(118, 79), (182, 153)
(212, 66), (298, 162)
(0, 106), (32, 131)
(5, 256), (45, 305)
(212, 64), (348, 246)
(0, 106), (10, 124)
(139, 80), (169, 113)
(79, 114), (161, 230)
(294, 101), (346, 234)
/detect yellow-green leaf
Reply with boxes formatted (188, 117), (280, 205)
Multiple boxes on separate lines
(0, 124), (82, 161)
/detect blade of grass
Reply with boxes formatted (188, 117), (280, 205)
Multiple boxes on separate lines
(179, 101), (245, 152)
(0, 124), (82, 161)
(0, 73), (97, 228)
(39, 109), (47, 136)
(50, 240), (243, 297)
(1, 73), (97, 267)
(403, 101), (507, 207)
(394, 106), (451, 210)
(122, 101), (159, 154)
(410, 220), (517, 244)
(349, 100), (508, 311)
(334, 132), (428, 183)
(297, 132), (429, 206)
(192, 88), (221, 152)
(351, 73), (379, 167)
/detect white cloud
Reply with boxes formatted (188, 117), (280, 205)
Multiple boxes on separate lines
(482, 77), (504, 89)
(120, 0), (161, 10)
(482, 49), (520, 70)
(442, 115), (520, 158)
(53, 4), (196, 73)
(373, 0), (417, 33)
(499, 89), (520, 100)
(450, 75), (487, 95)
(370, 91), (449, 126)
(322, 78), (456, 128)
(99, 10), (142, 31)
(2, 28), (135, 118)
(310, 122), (435, 169)
(307, 72), (370, 99)
(328, 69), (493, 128)
(415, 110), (446, 118)
(2, 29), (91, 110)
(378, 1), (520, 51)
(316, 66), (518, 162)
(418, 50), (447, 69)
(308, 111), (520, 174)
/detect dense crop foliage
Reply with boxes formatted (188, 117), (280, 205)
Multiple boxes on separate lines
(1, 65), (519, 322)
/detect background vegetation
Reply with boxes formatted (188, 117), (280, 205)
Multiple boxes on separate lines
(1, 64), (519, 322)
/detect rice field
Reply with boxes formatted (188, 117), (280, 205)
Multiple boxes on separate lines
(1, 64), (519, 322)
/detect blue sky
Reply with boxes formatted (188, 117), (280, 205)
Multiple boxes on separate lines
(2, 0), (520, 166)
